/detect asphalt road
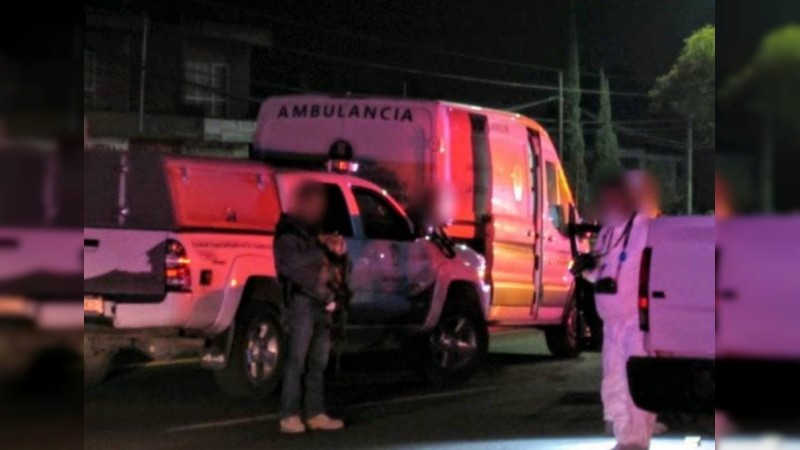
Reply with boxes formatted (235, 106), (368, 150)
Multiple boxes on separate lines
(84, 330), (715, 450)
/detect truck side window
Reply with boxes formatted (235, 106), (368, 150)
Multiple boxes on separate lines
(322, 184), (354, 237)
(545, 162), (569, 235)
(352, 187), (414, 241)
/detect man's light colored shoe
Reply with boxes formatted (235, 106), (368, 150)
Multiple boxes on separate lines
(280, 416), (307, 434)
(306, 414), (345, 431)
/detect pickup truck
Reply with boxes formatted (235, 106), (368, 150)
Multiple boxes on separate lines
(626, 216), (716, 413)
(0, 145), (82, 381)
(84, 151), (490, 397)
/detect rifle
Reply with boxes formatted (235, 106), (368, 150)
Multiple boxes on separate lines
(321, 243), (352, 373)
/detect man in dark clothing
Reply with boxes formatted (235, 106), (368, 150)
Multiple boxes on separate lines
(274, 181), (346, 434)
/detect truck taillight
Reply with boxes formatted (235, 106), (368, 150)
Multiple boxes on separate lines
(165, 239), (191, 292)
(638, 247), (652, 332)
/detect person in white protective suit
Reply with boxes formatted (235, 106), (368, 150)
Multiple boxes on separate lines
(588, 174), (656, 450)
(625, 170), (661, 219)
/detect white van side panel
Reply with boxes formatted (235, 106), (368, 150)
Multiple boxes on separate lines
(717, 217), (800, 359)
(647, 217), (715, 358)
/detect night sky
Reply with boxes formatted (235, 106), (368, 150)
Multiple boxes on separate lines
(88, 0), (715, 121)
(85, 0), (724, 211)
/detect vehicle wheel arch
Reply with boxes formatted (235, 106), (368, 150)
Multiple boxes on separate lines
(424, 277), (486, 331)
(237, 276), (284, 319)
(442, 280), (486, 318)
(411, 279), (489, 386)
(211, 275), (286, 398)
(544, 282), (583, 359)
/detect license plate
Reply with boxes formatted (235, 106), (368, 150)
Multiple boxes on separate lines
(84, 297), (104, 315)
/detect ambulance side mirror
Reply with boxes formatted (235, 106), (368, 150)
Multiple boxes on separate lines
(566, 204), (601, 260)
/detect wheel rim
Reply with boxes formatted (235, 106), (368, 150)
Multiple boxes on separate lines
(430, 315), (478, 370)
(244, 320), (280, 386)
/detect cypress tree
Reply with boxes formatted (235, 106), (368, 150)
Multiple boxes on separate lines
(564, 3), (588, 205)
(594, 69), (622, 182)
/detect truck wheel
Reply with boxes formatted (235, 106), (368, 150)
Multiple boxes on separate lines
(214, 305), (284, 398)
(415, 301), (488, 386)
(545, 299), (583, 359)
(84, 350), (114, 388)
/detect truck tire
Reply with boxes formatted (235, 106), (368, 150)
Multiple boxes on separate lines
(213, 303), (284, 398)
(413, 298), (488, 386)
(84, 350), (114, 388)
(545, 298), (583, 359)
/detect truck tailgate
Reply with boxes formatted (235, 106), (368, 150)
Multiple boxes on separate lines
(83, 228), (168, 300)
(646, 217), (715, 357)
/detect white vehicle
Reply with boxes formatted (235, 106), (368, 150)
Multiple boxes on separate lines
(253, 95), (588, 357)
(84, 151), (489, 396)
(0, 146), (82, 380)
(627, 216), (715, 413)
(714, 217), (800, 419)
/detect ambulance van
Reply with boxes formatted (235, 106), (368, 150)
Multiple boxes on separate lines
(253, 95), (585, 356)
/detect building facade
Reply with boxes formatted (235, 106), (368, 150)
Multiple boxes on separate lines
(84, 11), (270, 155)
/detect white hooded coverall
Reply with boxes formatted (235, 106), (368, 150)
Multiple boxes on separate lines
(593, 213), (656, 449)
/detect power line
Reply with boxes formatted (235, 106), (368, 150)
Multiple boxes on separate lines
(180, 0), (657, 82)
(86, 7), (652, 98)
(581, 108), (689, 150)
(505, 96), (560, 112)
(610, 118), (686, 125)
(271, 44), (650, 98)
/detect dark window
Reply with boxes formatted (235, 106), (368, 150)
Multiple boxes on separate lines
(84, 51), (96, 109)
(545, 162), (570, 235)
(352, 187), (413, 241)
(528, 131), (541, 218)
(322, 184), (353, 237)
(184, 61), (229, 117)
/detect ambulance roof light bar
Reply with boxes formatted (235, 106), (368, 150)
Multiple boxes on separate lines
(327, 139), (359, 174)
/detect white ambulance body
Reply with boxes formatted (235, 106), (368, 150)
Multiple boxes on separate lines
(253, 95), (580, 355)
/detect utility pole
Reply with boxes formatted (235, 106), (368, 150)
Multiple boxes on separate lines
(558, 70), (564, 159)
(686, 117), (694, 215)
(138, 14), (149, 135)
(402, 81), (408, 98)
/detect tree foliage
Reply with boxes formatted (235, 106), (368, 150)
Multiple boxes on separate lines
(722, 25), (800, 139)
(650, 25), (715, 145)
(564, 3), (588, 205)
(593, 69), (621, 182)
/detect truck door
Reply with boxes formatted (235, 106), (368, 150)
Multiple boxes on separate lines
(540, 157), (574, 310)
(347, 186), (426, 325)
